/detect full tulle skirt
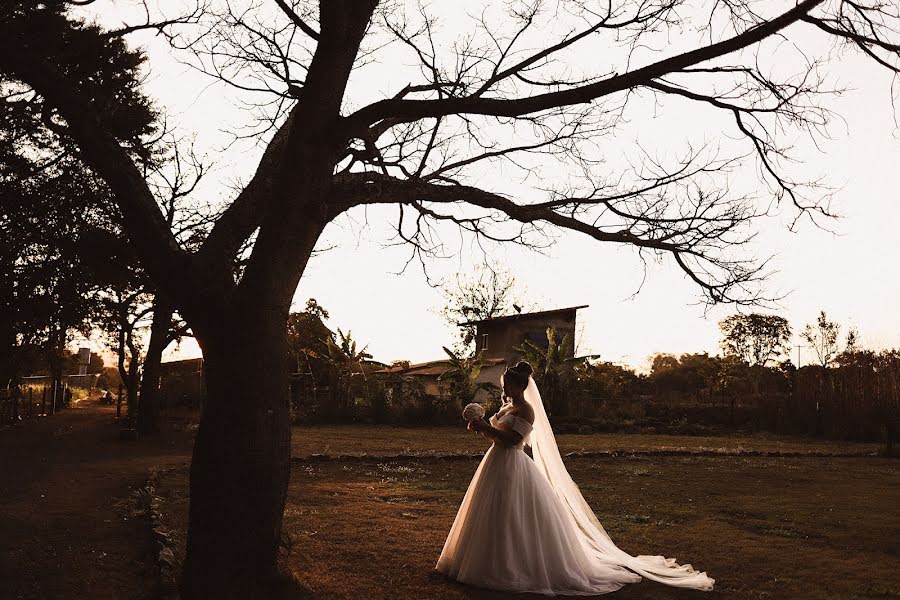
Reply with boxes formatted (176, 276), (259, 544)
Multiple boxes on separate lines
(435, 443), (642, 596)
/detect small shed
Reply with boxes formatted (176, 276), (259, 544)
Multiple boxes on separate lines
(159, 357), (205, 408)
(462, 305), (587, 364)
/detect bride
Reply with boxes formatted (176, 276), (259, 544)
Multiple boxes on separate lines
(435, 361), (714, 595)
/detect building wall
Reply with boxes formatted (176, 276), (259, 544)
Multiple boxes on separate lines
(472, 363), (506, 405)
(159, 358), (205, 408)
(475, 311), (578, 363)
(416, 374), (444, 397)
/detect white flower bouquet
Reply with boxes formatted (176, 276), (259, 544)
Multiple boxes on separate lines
(462, 402), (486, 421)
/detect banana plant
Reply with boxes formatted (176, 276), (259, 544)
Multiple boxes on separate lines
(514, 327), (597, 416)
(326, 329), (373, 410)
(438, 346), (499, 409)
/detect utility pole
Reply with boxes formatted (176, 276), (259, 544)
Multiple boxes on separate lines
(795, 344), (809, 369)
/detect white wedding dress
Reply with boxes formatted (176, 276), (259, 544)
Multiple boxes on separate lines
(436, 378), (714, 596)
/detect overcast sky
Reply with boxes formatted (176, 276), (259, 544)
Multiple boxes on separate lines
(73, 1), (900, 370)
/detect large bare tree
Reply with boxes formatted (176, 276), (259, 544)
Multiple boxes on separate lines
(2, 0), (898, 597)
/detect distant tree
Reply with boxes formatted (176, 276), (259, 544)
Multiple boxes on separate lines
(286, 298), (336, 409)
(719, 313), (792, 367)
(96, 365), (123, 392)
(104, 289), (152, 419)
(844, 327), (860, 354)
(650, 353), (681, 374)
(715, 353), (750, 423)
(648, 353), (686, 402)
(287, 298), (335, 375)
(0, 0), (190, 427)
(0, 167), (113, 391)
(677, 353), (721, 402)
(137, 300), (191, 433)
(576, 361), (643, 407)
(80, 224), (193, 433)
(440, 266), (527, 355)
(136, 138), (210, 435)
(875, 350), (899, 455)
(79, 226), (152, 421)
(802, 311), (841, 369)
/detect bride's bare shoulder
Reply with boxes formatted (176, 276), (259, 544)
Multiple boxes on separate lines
(512, 402), (535, 425)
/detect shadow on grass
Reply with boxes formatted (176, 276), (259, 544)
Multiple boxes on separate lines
(268, 568), (316, 600)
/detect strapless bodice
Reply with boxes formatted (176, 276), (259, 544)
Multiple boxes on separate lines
(489, 412), (533, 449)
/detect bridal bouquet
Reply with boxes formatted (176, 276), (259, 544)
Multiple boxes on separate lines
(462, 402), (485, 421)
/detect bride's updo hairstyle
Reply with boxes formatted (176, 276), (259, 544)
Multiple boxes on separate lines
(504, 361), (534, 391)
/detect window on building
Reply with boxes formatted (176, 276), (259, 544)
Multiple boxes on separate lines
(481, 333), (489, 351)
(526, 330), (562, 348)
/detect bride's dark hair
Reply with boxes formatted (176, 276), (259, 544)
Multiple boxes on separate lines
(504, 361), (534, 390)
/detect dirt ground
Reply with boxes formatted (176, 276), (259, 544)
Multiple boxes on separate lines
(0, 401), (193, 600)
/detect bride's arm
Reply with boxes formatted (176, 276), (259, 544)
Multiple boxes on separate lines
(469, 418), (522, 446)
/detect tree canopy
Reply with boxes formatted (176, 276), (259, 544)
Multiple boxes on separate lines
(719, 313), (792, 367)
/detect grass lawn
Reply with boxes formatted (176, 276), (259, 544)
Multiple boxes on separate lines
(290, 424), (882, 457)
(155, 428), (897, 599)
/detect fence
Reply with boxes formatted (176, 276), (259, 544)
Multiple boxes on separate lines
(0, 384), (63, 426)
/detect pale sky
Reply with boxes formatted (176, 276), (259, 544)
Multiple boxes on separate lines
(73, 1), (900, 371)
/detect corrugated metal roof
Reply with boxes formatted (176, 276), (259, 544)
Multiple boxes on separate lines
(459, 305), (588, 326)
(375, 357), (505, 376)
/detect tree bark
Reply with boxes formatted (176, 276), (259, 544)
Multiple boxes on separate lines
(2, 4), (375, 595)
(180, 304), (292, 599)
(138, 298), (172, 434)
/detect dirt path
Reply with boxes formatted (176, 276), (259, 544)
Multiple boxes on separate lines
(0, 402), (193, 600)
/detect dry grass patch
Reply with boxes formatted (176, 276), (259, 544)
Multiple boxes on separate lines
(157, 450), (898, 599)
(291, 425), (881, 458)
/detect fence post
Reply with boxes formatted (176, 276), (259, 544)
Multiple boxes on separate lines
(116, 383), (123, 419)
(40, 386), (47, 416)
(50, 381), (57, 415)
(28, 387), (34, 419)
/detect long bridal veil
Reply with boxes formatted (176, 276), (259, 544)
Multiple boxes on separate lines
(524, 377), (715, 590)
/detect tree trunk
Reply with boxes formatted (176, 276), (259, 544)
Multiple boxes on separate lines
(177, 5), (374, 594)
(138, 299), (172, 434)
(180, 305), (292, 599)
(117, 319), (129, 404)
(0, 314), (16, 388)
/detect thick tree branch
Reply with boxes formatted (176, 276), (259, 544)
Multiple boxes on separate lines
(331, 171), (761, 303)
(197, 114), (294, 278)
(272, 0), (320, 40)
(235, 0), (378, 305)
(342, 0), (824, 137)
